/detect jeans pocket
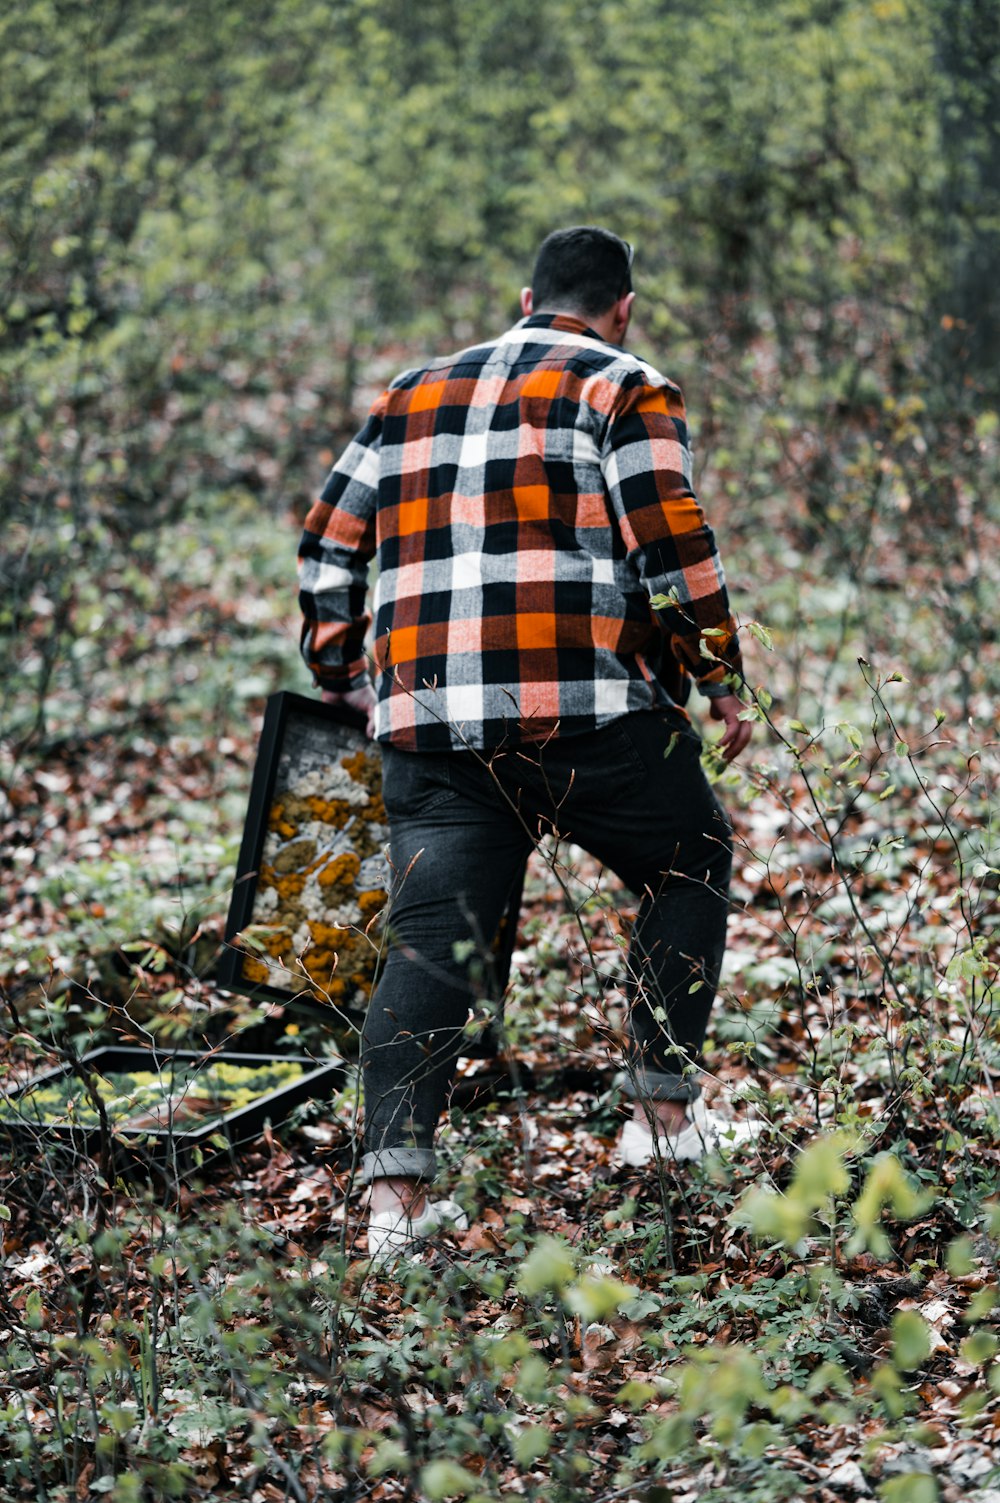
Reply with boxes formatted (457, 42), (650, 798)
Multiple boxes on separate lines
(540, 719), (648, 808)
(381, 747), (457, 817)
(590, 720), (649, 799)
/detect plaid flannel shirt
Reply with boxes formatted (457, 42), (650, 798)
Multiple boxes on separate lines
(298, 313), (744, 752)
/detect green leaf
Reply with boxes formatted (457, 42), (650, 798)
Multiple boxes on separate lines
(960, 1331), (999, 1366)
(795, 1133), (854, 1199)
(741, 1420), (780, 1457)
(368, 1439), (411, 1477)
(946, 942), (989, 983)
(870, 1362), (908, 1419)
(731, 1132), (857, 1248)
(960, 1389), (990, 1420)
(946, 1236), (975, 1276)
(879, 1474), (937, 1503)
(512, 1424), (551, 1465)
(891, 1310), (931, 1371)
(640, 1413), (693, 1461)
(566, 1274), (637, 1322)
(747, 620), (774, 650)
(847, 1153), (934, 1258)
(965, 1287), (997, 1322)
(616, 1379), (657, 1409)
(516, 1236), (576, 1295)
(420, 1461), (481, 1500)
(514, 1354), (550, 1403)
(731, 1185), (811, 1246)
(24, 1289), (44, 1330)
(119, 941), (169, 971)
(805, 1359), (852, 1397)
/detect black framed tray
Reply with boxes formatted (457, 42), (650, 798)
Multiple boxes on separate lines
(217, 692), (389, 1018)
(0, 1046), (345, 1174)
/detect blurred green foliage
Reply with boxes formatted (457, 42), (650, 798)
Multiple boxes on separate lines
(3, 0), (999, 747)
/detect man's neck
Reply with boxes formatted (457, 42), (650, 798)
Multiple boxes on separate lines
(519, 285), (633, 346)
(530, 304), (628, 348)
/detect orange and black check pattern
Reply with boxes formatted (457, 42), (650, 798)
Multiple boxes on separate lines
(298, 314), (743, 751)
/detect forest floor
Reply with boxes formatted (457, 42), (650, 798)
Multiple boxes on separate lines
(1, 443), (998, 1501)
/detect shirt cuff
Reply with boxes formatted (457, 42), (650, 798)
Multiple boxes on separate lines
(695, 661), (745, 699)
(315, 662), (373, 694)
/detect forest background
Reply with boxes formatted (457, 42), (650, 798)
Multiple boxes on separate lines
(1, 1), (998, 1500)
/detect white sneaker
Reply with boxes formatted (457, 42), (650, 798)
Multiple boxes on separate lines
(367, 1198), (469, 1266)
(618, 1098), (755, 1167)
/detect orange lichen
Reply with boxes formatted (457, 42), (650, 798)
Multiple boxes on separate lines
(341, 750), (369, 781)
(316, 851), (361, 890)
(304, 795), (353, 827)
(308, 920), (350, 950)
(258, 928), (293, 959)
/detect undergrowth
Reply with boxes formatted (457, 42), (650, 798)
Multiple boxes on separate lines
(1, 647), (997, 1499)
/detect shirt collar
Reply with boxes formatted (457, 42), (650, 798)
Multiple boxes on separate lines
(518, 312), (607, 342)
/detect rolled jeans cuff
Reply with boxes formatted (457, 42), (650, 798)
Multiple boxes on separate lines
(360, 1147), (437, 1183)
(620, 1069), (703, 1104)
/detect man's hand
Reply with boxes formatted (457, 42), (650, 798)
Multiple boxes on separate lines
(321, 684), (377, 739)
(708, 693), (753, 763)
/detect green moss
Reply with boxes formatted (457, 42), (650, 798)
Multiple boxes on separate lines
(1, 1060), (306, 1131)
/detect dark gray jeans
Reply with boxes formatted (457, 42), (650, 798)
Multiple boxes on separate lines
(361, 707), (732, 1182)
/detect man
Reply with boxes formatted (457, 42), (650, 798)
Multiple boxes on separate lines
(298, 226), (752, 1262)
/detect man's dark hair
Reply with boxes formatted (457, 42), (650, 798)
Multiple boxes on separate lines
(530, 225), (633, 318)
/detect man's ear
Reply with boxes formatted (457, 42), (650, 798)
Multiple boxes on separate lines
(520, 287), (534, 317)
(613, 290), (635, 339)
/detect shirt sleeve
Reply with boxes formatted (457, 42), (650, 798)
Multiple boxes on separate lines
(600, 372), (744, 697)
(297, 394), (385, 692)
